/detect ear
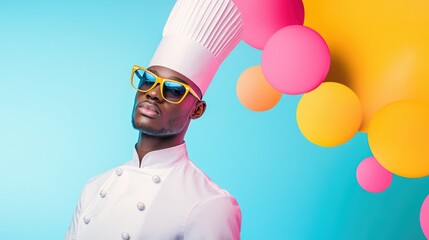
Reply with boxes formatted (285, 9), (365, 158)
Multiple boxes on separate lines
(191, 100), (206, 119)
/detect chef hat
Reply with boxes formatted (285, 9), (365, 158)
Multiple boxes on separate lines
(149, 0), (243, 96)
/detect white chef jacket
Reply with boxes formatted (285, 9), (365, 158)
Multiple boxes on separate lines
(65, 143), (241, 240)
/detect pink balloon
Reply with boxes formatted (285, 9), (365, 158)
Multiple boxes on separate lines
(261, 25), (330, 95)
(420, 195), (429, 239)
(234, 0), (304, 50)
(356, 156), (392, 193)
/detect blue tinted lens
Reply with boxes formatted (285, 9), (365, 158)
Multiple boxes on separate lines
(163, 81), (186, 101)
(134, 69), (156, 90)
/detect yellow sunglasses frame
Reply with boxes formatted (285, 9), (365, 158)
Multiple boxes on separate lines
(130, 65), (201, 104)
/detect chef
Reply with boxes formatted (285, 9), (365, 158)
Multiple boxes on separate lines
(65, 0), (243, 239)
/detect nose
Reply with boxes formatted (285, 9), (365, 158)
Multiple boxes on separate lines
(145, 83), (163, 103)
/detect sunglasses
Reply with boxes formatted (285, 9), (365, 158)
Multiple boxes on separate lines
(130, 65), (201, 104)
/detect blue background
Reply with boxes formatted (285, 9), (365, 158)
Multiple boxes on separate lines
(1, 0), (428, 239)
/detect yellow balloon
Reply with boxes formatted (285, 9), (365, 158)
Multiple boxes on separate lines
(236, 66), (282, 111)
(303, 0), (429, 131)
(368, 100), (429, 178)
(296, 82), (362, 147)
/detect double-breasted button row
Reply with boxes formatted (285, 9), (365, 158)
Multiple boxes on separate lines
(82, 168), (162, 238)
(81, 216), (131, 239)
(115, 168), (161, 184)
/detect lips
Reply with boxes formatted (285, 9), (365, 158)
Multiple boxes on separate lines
(137, 101), (161, 118)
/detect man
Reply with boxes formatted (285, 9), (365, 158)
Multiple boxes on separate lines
(65, 0), (243, 239)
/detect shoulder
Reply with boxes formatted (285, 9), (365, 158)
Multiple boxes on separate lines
(83, 168), (114, 192)
(191, 194), (241, 220)
(177, 161), (242, 238)
(78, 165), (123, 208)
(180, 160), (232, 197)
(169, 159), (241, 214)
(83, 160), (134, 190)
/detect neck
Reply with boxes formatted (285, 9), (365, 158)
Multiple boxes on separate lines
(135, 132), (185, 161)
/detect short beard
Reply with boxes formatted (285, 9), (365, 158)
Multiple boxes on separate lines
(131, 118), (187, 137)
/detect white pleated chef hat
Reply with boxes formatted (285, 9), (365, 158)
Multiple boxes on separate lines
(149, 0), (243, 96)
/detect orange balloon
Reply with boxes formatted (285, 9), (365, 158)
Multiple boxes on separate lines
(236, 66), (282, 111)
(303, 0), (429, 131)
(368, 100), (429, 178)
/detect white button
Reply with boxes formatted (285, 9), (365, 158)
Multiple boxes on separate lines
(116, 168), (123, 176)
(152, 175), (161, 183)
(83, 216), (90, 224)
(121, 232), (130, 240)
(137, 202), (146, 211)
(100, 190), (107, 198)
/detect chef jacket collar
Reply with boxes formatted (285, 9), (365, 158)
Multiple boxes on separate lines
(131, 142), (189, 169)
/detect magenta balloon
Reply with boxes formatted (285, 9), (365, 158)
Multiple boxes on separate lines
(234, 0), (304, 50)
(262, 25), (330, 95)
(356, 156), (392, 193)
(421, 195), (429, 239)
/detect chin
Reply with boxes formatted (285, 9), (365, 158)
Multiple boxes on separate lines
(136, 126), (188, 139)
(141, 127), (182, 138)
(132, 120), (182, 138)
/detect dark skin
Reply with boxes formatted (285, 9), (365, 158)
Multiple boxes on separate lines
(132, 65), (206, 162)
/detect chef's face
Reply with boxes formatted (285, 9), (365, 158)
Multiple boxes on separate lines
(132, 66), (205, 137)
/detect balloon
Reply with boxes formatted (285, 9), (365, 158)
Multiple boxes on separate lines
(368, 100), (429, 178)
(236, 66), (282, 111)
(304, 0), (429, 131)
(296, 82), (362, 147)
(356, 156), (392, 193)
(420, 195), (429, 239)
(262, 25), (330, 95)
(233, 0), (304, 50)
